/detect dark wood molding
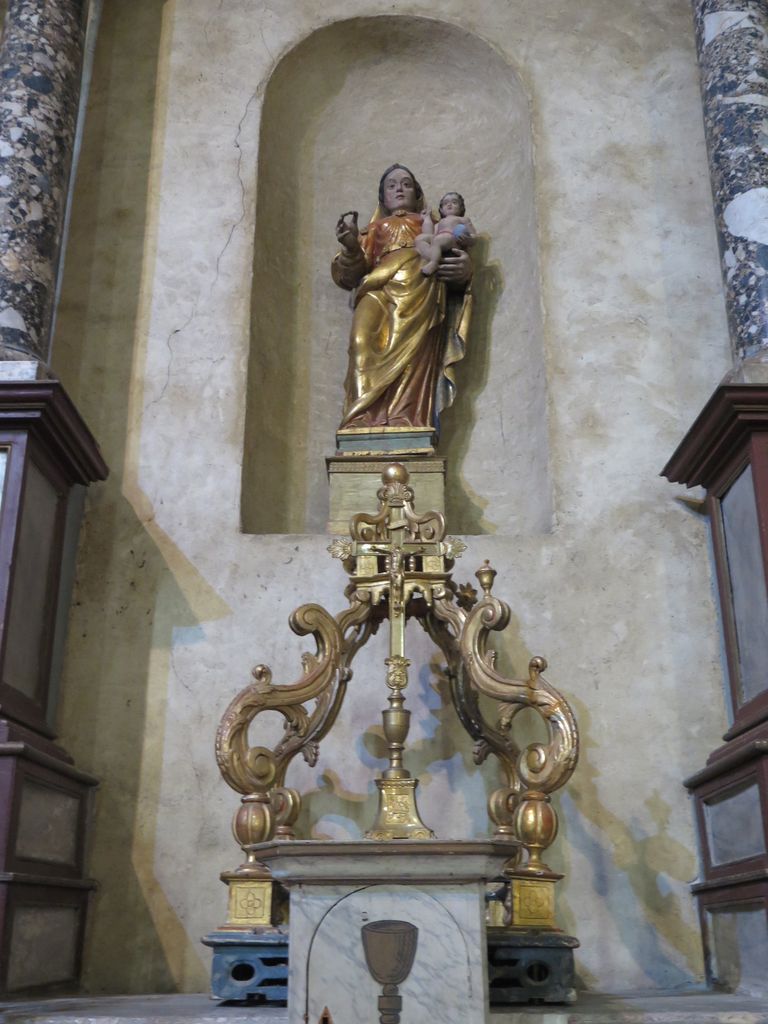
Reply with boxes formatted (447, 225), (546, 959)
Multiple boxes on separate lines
(685, 737), (768, 789)
(0, 720), (71, 764)
(662, 384), (768, 489)
(0, 382), (107, 486)
(0, 741), (98, 785)
(0, 872), (96, 889)
(692, 871), (768, 895)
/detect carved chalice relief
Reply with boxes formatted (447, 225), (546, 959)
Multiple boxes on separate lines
(361, 920), (418, 1024)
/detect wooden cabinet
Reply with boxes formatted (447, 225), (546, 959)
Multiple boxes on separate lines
(664, 384), (768, 994)
(0, 382), (106, 994)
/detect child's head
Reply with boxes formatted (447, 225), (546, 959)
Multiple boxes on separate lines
(439, 192), (466, 216)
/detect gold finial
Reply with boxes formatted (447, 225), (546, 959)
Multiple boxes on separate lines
(475, 560), (497, 595)
(528, 656), (548, 687)
(381, 462), (409, 486)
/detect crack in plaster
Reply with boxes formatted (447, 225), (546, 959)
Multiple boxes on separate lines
(144, 312), (196, 413)
(168, 645), (205, 797)
(145, 87), (258, 412)
(213, 86), (258, 286)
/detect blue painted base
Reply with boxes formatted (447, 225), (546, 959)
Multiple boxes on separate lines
(201, 931), (289, 1003)
(336, 427), (436, 454)
(487, 929), (579, 1005)
(203, 928), (579, 1006)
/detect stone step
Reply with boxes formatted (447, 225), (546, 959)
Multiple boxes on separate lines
(0, 992), (767, 1024)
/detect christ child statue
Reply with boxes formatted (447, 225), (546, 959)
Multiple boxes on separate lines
(415, 191), (477, 276)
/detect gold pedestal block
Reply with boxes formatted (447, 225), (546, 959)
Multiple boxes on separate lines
(508, 875), (558, 929)
(326, 455), (445, 533)
(219, 874), (287, 930)
(365, 778), (435, 840)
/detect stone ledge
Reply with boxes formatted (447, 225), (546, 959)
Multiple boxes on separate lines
(1, 991), (767, 1024)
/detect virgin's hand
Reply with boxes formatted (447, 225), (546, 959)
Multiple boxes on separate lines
(336, 212), (360, 253)
(436, 247), (472, 285)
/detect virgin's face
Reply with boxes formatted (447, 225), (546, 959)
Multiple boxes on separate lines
(382, 168), (418, 212)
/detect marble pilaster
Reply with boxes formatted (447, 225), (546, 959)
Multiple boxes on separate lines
(693, 0), (768, 375)
(0, 0), (86, 365)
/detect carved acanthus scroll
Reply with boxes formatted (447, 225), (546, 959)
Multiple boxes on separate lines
(215, 595), (375, 870)
(425, 559), (579, 874)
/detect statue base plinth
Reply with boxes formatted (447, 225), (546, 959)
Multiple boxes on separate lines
(326, 454), (445, 533)
(336, 425), (436, 454)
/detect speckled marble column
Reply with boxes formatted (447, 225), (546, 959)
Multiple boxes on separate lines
(693, 0), (768, 377)
(0, 0), (86, 366)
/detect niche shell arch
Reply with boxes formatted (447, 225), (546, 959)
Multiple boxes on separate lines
(242, 16), (551, 536)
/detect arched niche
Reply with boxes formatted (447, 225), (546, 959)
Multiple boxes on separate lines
(242, 15), (552, 535)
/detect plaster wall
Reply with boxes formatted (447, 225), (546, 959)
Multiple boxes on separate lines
(51, 0), (732, 997)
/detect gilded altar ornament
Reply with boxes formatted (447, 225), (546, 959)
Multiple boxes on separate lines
(214, 464), (579, 931)
(215, 600), (376, 927)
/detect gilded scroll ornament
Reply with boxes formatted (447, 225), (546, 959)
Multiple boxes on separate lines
(214, 463), (579, 931)
(215, 596), (375, 878)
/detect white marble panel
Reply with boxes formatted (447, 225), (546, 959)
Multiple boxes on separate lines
(289, 883), (486, 1024)
(287, 883), (348, 1023)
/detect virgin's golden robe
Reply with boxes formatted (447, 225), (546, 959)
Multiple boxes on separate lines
(333, 211), (472, 430)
